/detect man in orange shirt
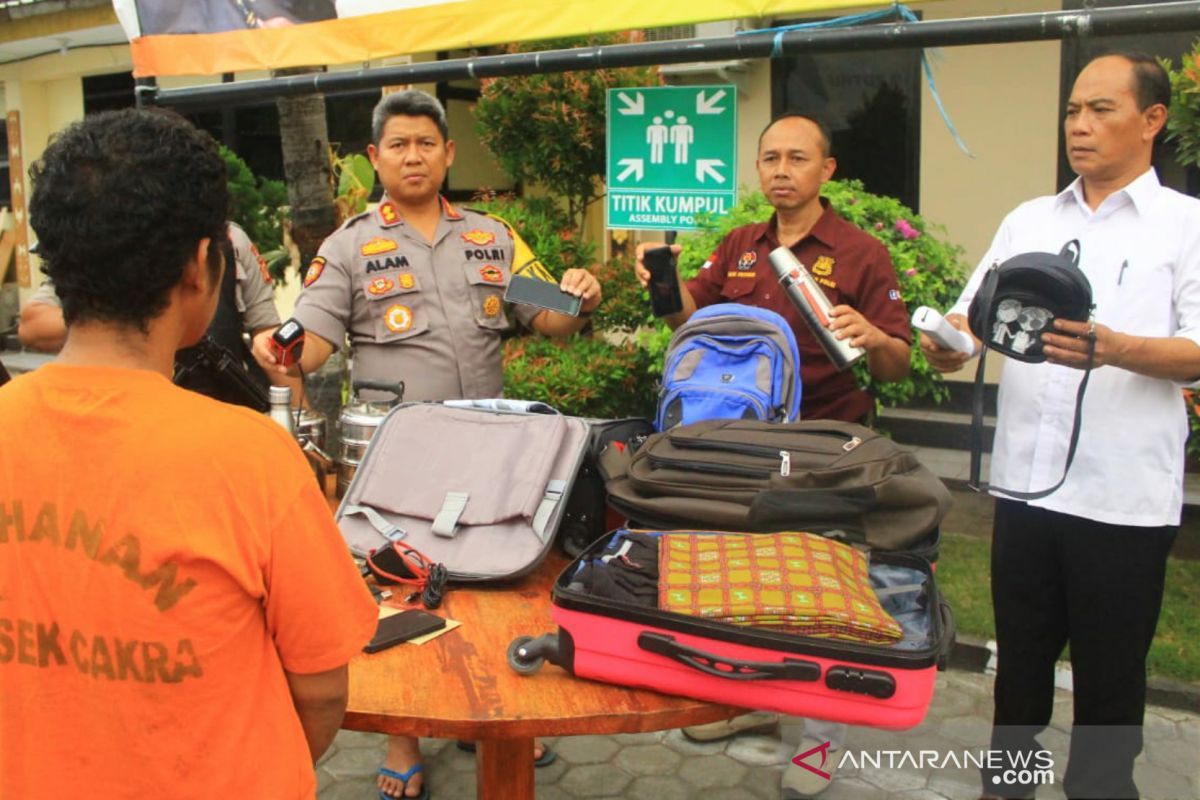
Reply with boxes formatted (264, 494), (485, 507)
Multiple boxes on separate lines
(0, 108), (378, 799)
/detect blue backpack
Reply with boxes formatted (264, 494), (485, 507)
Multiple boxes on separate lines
(656, 303), (802, 431)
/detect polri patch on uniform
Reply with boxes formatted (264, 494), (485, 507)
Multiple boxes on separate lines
(303, 256), (326, 288)
(398, 273), (416, 290)
(738, 251), (757, 269)
(378, 201), (401, 226)
(812, 256), (835, 277)
(483, 295), (502, 317)
(462, 229), (496, 246)
(479, 265), (504, 284)
(361, 237), (399, 256)
(367, 277), (395, 296)
(384, 303), (413, 333)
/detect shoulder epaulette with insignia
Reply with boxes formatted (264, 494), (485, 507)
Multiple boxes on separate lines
(339, 209), (374, 232)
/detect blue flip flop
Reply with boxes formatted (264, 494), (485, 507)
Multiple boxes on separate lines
(378, 764), (429, 800)
(455, 740), (558, 767)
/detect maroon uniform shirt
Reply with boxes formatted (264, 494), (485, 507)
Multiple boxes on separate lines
(686, 200), (911, 422)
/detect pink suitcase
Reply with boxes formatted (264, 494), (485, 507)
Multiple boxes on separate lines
(509, 530), (954, 730)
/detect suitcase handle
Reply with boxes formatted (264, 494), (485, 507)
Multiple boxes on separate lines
(637, 632), (821, 682)
(824, 666), (896, 699)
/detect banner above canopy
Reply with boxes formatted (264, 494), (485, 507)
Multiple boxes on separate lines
(113, 0), (921, 77)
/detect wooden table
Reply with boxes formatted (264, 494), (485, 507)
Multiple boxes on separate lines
(331, 501), (745, 800)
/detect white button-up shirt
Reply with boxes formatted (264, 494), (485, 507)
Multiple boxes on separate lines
(950, 169), (1200, 527)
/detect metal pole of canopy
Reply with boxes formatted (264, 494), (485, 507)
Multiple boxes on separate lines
(147, 1), (1200, 109)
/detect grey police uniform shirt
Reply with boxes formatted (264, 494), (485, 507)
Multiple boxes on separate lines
(27, 222), (281, 332)
(292, 196), (549, 402)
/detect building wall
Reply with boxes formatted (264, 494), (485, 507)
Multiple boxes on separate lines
(918, 0), (1062, 269)
(2, 44), (135, 301)
(917, 0), (1062, 381)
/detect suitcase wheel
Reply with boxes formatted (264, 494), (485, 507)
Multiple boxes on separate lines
(507, 634), (556, 674)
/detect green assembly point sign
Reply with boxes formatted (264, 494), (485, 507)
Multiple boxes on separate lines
(606, 85), (737, 232)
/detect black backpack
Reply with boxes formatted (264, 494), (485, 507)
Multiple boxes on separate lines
(965, 240), (1094, 499)
(558, 417), (654, 557)
(968, 240), (1093, 363)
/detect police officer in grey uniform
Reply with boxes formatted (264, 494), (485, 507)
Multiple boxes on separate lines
(252, 88), (601, 800)
(252, 89), (601, 404)
(19, 221), (283, 352)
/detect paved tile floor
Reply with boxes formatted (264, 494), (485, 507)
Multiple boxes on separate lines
(317, 669), (1200, 799)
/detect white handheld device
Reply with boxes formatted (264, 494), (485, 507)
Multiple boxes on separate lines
(912, 306), (976, 355)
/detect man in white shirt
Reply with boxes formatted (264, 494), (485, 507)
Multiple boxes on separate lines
(923, 52), (1200, 799)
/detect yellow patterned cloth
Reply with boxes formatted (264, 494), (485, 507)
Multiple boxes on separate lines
(658, 531), (902, 644)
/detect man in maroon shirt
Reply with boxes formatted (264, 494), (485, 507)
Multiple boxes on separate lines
(635, 113), (912, 423)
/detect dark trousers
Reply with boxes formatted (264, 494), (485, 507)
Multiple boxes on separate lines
(985, 499), (1176, 799)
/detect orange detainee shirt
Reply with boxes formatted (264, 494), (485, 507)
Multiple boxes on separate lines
(0, 364), (378, 799)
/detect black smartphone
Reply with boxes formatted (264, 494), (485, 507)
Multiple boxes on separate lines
(364, 609), (447, 653)
(644, 246), (684, 317)
(503, 274), (582, 317)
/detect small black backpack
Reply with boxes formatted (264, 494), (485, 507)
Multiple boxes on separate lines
(965, 240), (1094, 499)
(968, 240), (1093, 363)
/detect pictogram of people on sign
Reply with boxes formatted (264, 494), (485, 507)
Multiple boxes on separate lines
(645, 110), (695, 165)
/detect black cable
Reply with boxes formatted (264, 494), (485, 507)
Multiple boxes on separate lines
(421, 563), (448, 610)
(294, 362), (307, 429)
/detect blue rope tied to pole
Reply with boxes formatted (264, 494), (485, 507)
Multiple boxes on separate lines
(743, 2), (975, 158)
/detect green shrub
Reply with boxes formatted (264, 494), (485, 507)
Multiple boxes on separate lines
(221, 146), (290, 283)
(502, 335), (658, 419)
(588, 253), (656, 333)
(1165, 44), (1200, 168)
(1164, 48), (1200, 461)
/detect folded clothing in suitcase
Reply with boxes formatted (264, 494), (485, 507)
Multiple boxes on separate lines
(336, 400), (590, 581)
(513, 529), (953, 730)
(599, 418), (953, 552)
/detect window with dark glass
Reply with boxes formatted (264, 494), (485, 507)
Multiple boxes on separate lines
(83, 72), (135, 115)
(771, 24), (922, 210)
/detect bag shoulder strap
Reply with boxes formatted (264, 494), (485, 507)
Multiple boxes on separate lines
(970, 327), (1096, 501)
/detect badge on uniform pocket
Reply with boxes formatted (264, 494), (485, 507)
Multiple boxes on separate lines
(483, 295), (501, 317)
(384, 304), (413, 333)
(367, 277), (395, 296)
